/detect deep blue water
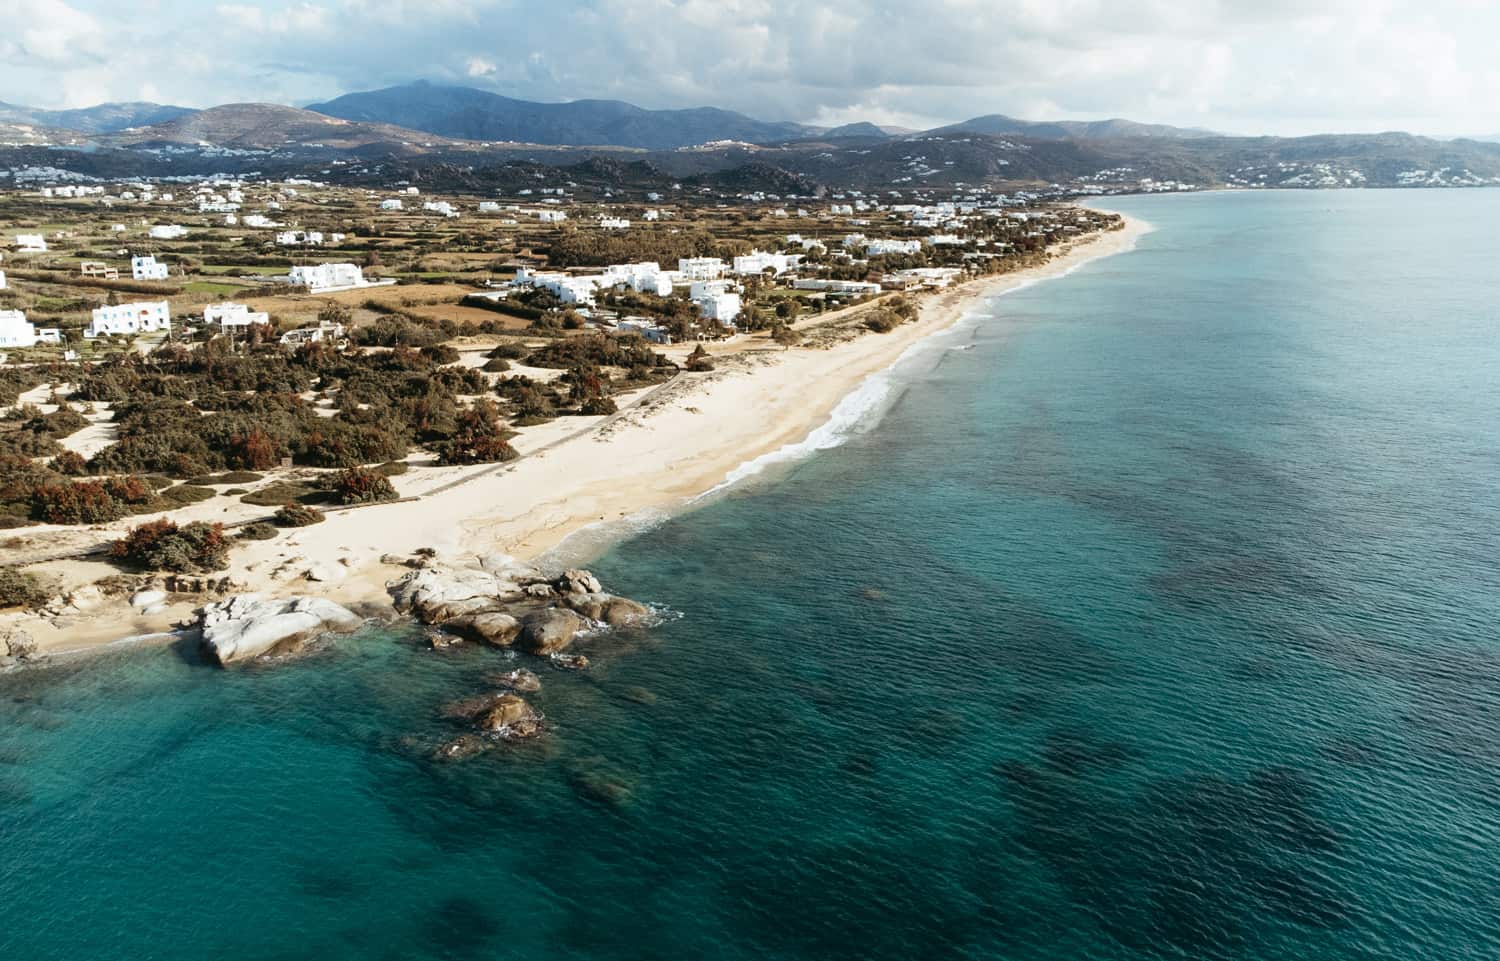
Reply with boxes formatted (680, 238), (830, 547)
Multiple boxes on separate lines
(3, 190), (1499, 960)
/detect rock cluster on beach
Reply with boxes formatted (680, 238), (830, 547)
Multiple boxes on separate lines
(198, 594), (364, 666)
(389, 555), (653, 761)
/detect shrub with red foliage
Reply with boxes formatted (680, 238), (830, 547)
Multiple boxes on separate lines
(331, 467), (397, 505)
(110, 519), (229, 572)
(32, 481), (127, 524)
(229, 427), (282, 471)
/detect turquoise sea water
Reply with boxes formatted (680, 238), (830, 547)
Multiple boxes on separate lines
(3, 190), (1499, 960)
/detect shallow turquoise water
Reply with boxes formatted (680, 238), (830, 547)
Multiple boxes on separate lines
(3, 190), (1499, 960)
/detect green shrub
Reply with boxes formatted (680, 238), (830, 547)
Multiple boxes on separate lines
(241, 482), (317, 507)
(375, 461), (410, 477)
(273, 503), (325, 527)
(236, 521), (279, 541)
(156, 484), (216, 509)
(0, 566), (53, 610)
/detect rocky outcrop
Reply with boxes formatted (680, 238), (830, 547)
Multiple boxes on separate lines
(199, 594), (362, 666)
(441, 690), (543, 741)
(389, 564), (532, 623)
(442, 611), (521, 647)
(518, 608), (585, 655)
(561, 592), (651, 626)
(1, 629), (37, 664)
(556, 569), (603, 595)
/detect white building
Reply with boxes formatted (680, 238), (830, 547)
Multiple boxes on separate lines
(677, 257), (726, 281)
(599, 216), (631, 230)
(513, 267), (600, 306)
(732, 250), (801, 276)
(15, 234), (47, 253)
(280, 322), (345, 346)
(242, 214), (282, 229)
(380, 199), (404, 211)
(0, 310), (39, 348)
(617, 318), (671, 344)
(600, 262), (673, 296)
(696, 291), (742, 325)
(86, 301), (172, 338)
(926, 234), (965, 246)
(276, 230), (343, 247)
(535, 210), (568, 223)
(148, 225), (188, 240)
(792, 278), (883, 296)
(422, 201), (459, 218)
(131, 255), (169, 281)
(478, 201), (501, 213)
(689, 280), (742, 325)
(0, 270), (6, 290)
(204, 302), (269, 328)
(289, 263), (392, 294)
(865, 239), (922, 256)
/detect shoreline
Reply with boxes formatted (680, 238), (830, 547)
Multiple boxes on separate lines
(4, 214), (1151, 661)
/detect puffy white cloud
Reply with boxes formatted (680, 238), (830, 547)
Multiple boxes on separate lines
(6, 0), (1500, 136)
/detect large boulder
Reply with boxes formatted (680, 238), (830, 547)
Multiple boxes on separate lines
(443, 612), (521, 647)
(561, 592), (650, 626)
(200, 594), (362, 666)
(518, 608), (585, 655)
(388, 565), (535, 623)
(474, 693), (539, 733)
(556, 569), (603, 596)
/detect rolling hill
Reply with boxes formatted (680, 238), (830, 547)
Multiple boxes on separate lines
(99, 103), (458, 151)
(0, 100), (195, 133)
(307, 81), (813, 149)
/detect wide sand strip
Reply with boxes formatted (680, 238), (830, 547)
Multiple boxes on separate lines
(6, 215), (1149, 657)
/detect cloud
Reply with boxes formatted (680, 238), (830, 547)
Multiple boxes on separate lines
(6, 0), (1500, 136)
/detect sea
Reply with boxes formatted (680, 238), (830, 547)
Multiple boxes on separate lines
(2, 189), (1498, 961)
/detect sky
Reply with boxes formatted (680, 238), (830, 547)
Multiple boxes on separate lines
(3, 0), (1499, 137)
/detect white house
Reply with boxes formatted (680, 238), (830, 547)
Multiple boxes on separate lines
(926, 234), (964, 246)
(478, 201), (501, 213)
(513, 267), (600, 306)
(696, 291), (742, 325)
(535, 210), (567, 223)
(148, 225), (188, 240)
(131, 255), (169, 281)
(617, 318), (671, 344)
(422, 201), (459, 218)
(689, 280), (742, 325)
(793, 278), (883, 296)
(677, 257), (726, 281)
(732, 250), (801, 276)
(380, 199), (404, 211)
(242, 214), (282, 229)
(865, 239), (922, 256)
(204, 302), (269, 328)
(600, 261), (673, 296)
(279, 322), (345, 346)
(0, 310), (38, 348)
(15, 234), (47, 252)
(276, 230), (343, 247)
(289, 263), (392, 294)
(0, 270), (6, 290)
(86, 301), (172, 338)
(599, 216), (631, 230)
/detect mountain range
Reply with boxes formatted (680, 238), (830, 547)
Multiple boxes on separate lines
(3, 82), (1499, 192)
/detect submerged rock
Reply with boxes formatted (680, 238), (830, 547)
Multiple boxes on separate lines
(550, 653), (591, 671)
(518, 608), (584, 655)
(488, 668), (542, 693)
(199, 594), (362, 666)
(432, 734), (488, 762)
(474, 694), (540, 735)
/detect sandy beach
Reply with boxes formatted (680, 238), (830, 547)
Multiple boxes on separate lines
(4, 214), (1149, 657)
